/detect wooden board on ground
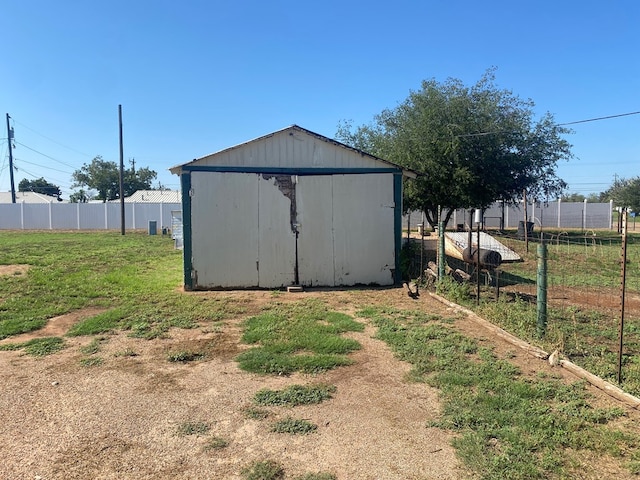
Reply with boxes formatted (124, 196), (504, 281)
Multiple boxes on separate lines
(445, 232), (521, 262)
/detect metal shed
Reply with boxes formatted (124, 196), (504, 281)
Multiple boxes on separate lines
(169, 125), (415, 290)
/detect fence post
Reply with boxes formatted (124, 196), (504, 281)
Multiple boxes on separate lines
(48, 201), (53, 230)
(537, 242), (548, 338)
(438, 220), (445, 280)
(610, 200), (614, 230)
(557, 198), (561, 229)
(583, 199), (588, 230)
(617, 208), (628, 384)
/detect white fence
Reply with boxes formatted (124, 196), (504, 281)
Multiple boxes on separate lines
(0, 202), (182, 231)
(1, 199), (614, 232)
(404, 200), (614, 231)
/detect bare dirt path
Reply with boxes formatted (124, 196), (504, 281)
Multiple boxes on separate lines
(1, 288), (637, 479)
(0, 289), (465, 480)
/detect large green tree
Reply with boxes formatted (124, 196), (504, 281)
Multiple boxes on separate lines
(18, 177), (62, 198)
(337, 69), (573, 227)
(600, 177), (640, 212)
(71, 156), (157, 202)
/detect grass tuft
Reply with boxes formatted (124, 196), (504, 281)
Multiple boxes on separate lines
(254, 384), (336, 407)
(176, 421), (210, 436)
(204, 436), (229, 450)
(236, 299), (361, 375)
(114, 348), (138, 357)
(243, 406), (271, 420)
(270, 417), (317, 435)
(167, 350), (204, 362)
(80, 336), (108, 355)
(79, 356), (104, 367)
(241, 459), (285, 480)
(23, 337), (66, 356)
(293, 474), (336, 480)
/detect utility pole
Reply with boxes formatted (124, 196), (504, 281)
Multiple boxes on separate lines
(5, 114), (16, 203)
(119, 105), (125, 235)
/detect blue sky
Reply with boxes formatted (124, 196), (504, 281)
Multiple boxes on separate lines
(1, 0), (638, 198)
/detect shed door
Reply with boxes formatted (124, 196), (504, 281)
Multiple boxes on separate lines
(297, 173), (395, 287)
(191, 172), (259, 288)
(257, 175), (296, 287)
(332, 174), (395, 286)
(297, 175), (334, 286)
(189, 172), (395, 288)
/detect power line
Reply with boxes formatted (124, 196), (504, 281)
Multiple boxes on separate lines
(12, 118), (93, 157)
(12, 157), (74, 175)
(455, 110), (640, 138)
(14, 141), (79, 170)
(558, 111), (640, 126)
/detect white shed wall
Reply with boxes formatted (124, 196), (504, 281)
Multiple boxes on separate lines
(187, 171), (396, 289)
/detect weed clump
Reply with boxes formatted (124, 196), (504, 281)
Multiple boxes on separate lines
(254, 384), (336, 407)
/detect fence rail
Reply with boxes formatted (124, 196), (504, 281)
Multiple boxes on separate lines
(404, 200), (614, 231)
(0, 202), (182, 231)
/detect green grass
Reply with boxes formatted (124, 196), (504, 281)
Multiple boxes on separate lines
(430, 231), (640, 396)
(0, 336), (66, 356)
(176, 421), (210, 436)
(24, 337), (66, 356)
(241, 460), (285, 480)
(253, 384), (336, 407)
(236, 299), (363, 375)
(79, 356), (104, 367)
(79, 336), (108, 355)
(293, 474), (336, 480)
(113, 347), (138, 357)
(0, 232), (239, 342)
(204, 436), (229, 450)
(270, 417), (317, 435)
(359, 305), (640, 479)
(167, 350), (205, 362)
(243, 406), (272, 420)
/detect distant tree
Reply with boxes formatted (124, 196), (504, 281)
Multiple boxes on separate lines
(69, 189), (92, 203)
(561, 193), (586, 202)
(336, 69), (573, 228)
(18, 177), (61, 198)
(600, 177), (640, 212)
(71, 156), (157, 202)
(561, 193), (602, 203)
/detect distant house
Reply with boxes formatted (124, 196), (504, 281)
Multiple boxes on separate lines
(169, 124), (416, 290)
(0, 192), (62, 203)
(109, 190), (181, 203)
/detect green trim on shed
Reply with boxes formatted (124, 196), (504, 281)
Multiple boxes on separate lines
(181, 165), (402, 176)
(393, 172), (403, 284)
(181, 172), (193, 290)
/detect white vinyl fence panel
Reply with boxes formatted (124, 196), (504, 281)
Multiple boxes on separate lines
(0, 202), (182, 230)
(403, 200), (613, 231)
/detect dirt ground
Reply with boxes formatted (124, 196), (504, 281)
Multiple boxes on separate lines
(1, 287), (638, 480)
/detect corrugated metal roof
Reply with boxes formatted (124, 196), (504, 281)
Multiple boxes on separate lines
(169, 125), (418, 178)
(117, 190), (181, 203)
(0, 191), (62, 203)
